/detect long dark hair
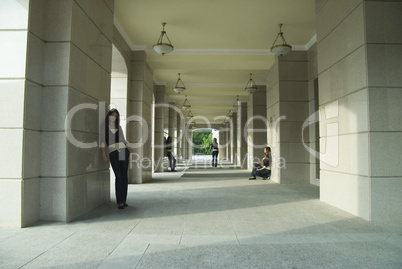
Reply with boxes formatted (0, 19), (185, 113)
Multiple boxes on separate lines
(264, 147), (271, 158)
(105, 109), (120, 146)
(166, 136), (172, 144)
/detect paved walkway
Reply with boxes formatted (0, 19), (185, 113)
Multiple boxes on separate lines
(1, 161), (402, 268)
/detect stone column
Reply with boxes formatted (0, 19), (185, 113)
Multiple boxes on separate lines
(307, 43), (320, 186)
(128, 51), (153, 183)
(237, 102), (248, 168)
(154, 85), (166, 172)
(266, 51), (310, 184)
(186, 128), (193, 161)
(231, 111), (238, 166)
(168, 102), (177, 155)
(219, 125), (227, 161)
(226, 123), (231, 162)
(49, 0), (112, 221)
(266, 61), (280, 182)
(182, 124), (187, 161)
(316, 0), (402, 222)
(176, 113), (182, 161)
(0, 0), (35, 227)
(0, 1), (114, 227)
(247, 87), (267, 169)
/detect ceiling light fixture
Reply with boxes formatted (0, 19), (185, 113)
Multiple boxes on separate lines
(173, 73), (186, 94)
(244, 73), (258, 94)
(232, 95), (240, 111)
(270, 23), (292, 56)
(182, 95), (191, 110)
(153, 22), (174, 56)
(223, 110), (233, 125)
(186, 110), (194, 119)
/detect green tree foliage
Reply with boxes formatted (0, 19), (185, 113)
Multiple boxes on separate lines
(201, 133), (213, 155)
(192, 129), (212, 155)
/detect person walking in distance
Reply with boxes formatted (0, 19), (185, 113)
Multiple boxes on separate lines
(211, 137), (219, 168)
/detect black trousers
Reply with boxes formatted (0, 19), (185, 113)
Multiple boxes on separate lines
(251, 163), (270, 178)
(167, 151), (176, 171)
(212, 151), (219, 167)
(109, 148), (129, 204)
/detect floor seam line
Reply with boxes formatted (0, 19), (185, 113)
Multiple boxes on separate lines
(18, 230), (79, 268)
(227, 212), (240, 245)
(96, 218), (143, 268)
(135, 243), (150, 269)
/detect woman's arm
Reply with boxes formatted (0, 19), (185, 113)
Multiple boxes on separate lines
(256, 166), (266, 171)
(100, 142), (109, 163)
(119, 126), (132, 162)
(119, 126), (128, 144)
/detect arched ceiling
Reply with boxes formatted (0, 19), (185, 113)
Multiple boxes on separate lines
(114, 0), (316, 124)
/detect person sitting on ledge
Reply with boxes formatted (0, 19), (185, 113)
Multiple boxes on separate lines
(249, 147), (271, 180)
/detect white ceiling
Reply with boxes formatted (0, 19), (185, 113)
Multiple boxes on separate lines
(114, 0), (316, 123)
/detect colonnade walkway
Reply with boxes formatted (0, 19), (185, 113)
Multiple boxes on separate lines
(1, 160), (402, 268)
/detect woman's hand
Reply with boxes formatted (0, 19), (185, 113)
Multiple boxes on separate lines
(100, 146), (109, 163)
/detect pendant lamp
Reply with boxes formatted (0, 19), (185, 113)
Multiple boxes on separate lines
(182, 95), (191, 110)
(270, 24), (292, 56)
(173, 73), (186, 94)
(244, 73), (258, 94)
(153, 22), (174, 55)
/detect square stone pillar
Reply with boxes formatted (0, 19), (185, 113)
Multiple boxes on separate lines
(128, 51), (153, 183)
(182, 124), (187, 160)
(316, 0), (402, 222)
(154, 85), (166, 172)
(247, 86), (267, 169)
(237, 102), (248, 168)
(176, 113), (183, 161)
(0, 0), (32, 227)
(307, 43), (320, 186)
(231, 111), (238, 166)
(225, 123), (231, 162)
(43, 0), (113, 222)
(185, 127), (193, 161)
(0, 1), (114, 227)
(168, 102), (177, 155)
(219, 125), (227, 161)
(266, 51), (310, 184)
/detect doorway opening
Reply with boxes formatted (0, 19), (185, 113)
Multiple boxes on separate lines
(191, 128), (219, 163)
